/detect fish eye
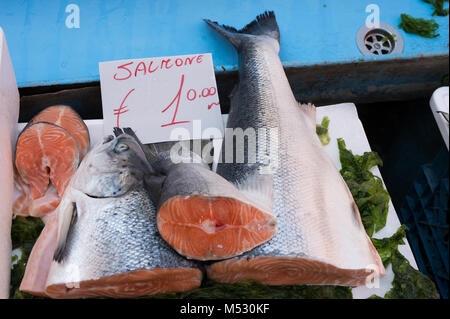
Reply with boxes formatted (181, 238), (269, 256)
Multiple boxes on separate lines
(115, 143), (129, 153)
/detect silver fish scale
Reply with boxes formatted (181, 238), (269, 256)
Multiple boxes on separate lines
(243, 151), (309, 258)
(61, 187), (196, 282)
(217, 41), (310, 259)
(218, 43), (278, 186)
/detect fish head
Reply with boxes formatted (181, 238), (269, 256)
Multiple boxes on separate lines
(74, 133), (154, 198)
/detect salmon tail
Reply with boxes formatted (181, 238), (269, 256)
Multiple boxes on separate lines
(204, 11), (280, 50)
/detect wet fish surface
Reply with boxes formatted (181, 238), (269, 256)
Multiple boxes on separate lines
(44, 129), (201, 298)
(15, 122), (80, 201)
(28, 105), (90, 159)
(13, 105), (90, 217)
(204, 11), (385, 286)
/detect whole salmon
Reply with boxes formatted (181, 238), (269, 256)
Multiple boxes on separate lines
(204, 12), (385, 286)
(44, 129), (202, 298)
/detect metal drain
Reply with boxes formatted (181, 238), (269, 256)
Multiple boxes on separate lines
(356, 22), (403, 56)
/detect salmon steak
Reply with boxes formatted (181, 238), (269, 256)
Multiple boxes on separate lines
(13, 105), (89, 217)
(15, 122), (79, 200)
(28, 105), (90, 159)
(139, 139), (276, 261)
(156, 161), (276, 261)
(42, 129), (202, 298)
(204, 12), (385, 286)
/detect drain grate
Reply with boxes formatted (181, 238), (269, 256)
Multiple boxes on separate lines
(364, 29), (395, 55)
(357, 22), (403, 56)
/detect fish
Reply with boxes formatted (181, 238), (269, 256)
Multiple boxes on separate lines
(28, 105), (90, 159)
(13, 105), (90, 217)
(43, 129), (202, 298)
(137, 137), (276, 261)
(15, 122), (80, 200)
(204, 11), (385, 286)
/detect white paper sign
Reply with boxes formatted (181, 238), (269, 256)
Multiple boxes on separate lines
(99, 53), (224, 144)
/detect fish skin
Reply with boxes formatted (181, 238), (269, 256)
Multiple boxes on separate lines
(44, 131), (201, 298)
(20, 211), (58, 296)
(204, 12), (385, 285)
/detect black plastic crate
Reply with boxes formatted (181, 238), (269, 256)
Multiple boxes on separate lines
(399, 149), (449, 299)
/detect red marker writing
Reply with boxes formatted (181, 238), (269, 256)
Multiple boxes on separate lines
(207, 102), (220, 110)
(161, 74), (190, 127)
(114, 88), (135, 127)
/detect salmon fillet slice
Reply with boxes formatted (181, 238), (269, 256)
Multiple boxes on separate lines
(207, 255), (379, 287)
(20, 211), (58, 296)
(45, 268), (202, 298)
(15, 122), (79, 200)
(29, 105), (90, 159)
(158, 195), (276, 261)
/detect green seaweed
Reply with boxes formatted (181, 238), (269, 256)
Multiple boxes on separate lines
(399, 14), (440, 38)
(150, 280), (352, 299)
(316, 116), (331, 146)
(422, 0), (449, 17)
(385, 250), (439, 299)
(371, 225), (407, 267)
(337, 138), (390, 236)
(336, 139), (440, 299)
(10, 216), (44, 250)
(442, 73), (449, 86)
(379, 33), (397, 44)
(369, 226), (439, 299)
(9, 217), (44, 298)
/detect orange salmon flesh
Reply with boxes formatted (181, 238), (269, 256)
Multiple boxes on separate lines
(157, 196), (277, 261)
(45, 268), (202, 298)
(15, 122), (79, 200)
(29, 105), (90, 159)
(207, 256), (375, 286)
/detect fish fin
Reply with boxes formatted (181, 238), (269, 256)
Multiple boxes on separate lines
(123, 127), (155, 165)
(298, 102), (317, 126)
(235, 172), (274, 214)
(53, 200), (77, 263)
(144, 174), (166, 206)
(204, 11), (279, 50)
(113, 127), (123, 137)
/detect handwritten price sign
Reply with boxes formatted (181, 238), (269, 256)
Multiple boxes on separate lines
(99, 53), (224, 144)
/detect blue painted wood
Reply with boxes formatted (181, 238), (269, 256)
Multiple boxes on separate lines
(0, 0), (448, 87)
